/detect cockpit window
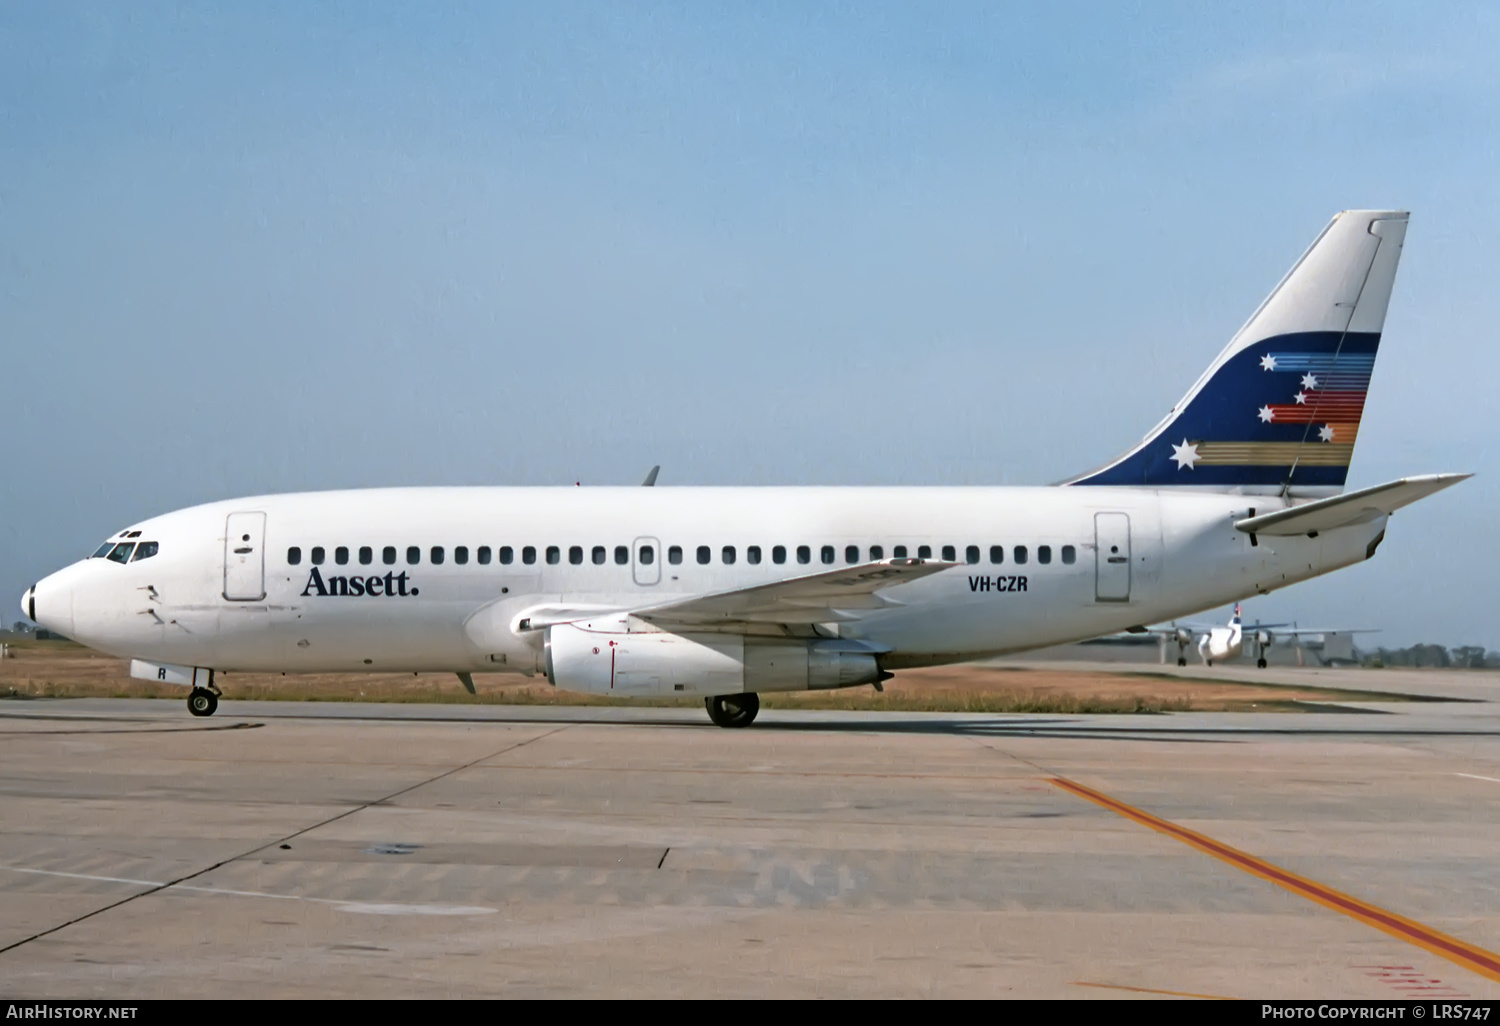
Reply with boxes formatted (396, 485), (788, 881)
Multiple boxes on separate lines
(92, 542), (115, 558)
(131, 541), (159, 562)
(106, 543), (135, 564)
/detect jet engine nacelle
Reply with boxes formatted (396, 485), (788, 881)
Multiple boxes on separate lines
(544, 623), (883, 697)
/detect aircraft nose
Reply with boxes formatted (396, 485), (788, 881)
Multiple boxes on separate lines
(26, 574), (75, 638)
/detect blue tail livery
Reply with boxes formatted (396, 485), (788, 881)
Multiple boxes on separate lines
(1068, 210), (1408, 494)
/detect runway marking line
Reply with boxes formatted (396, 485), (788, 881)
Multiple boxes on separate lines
(1455, 773), (1500, 784)
(1070, 981), (1233, 999)
(1048, 776), (1500, 985)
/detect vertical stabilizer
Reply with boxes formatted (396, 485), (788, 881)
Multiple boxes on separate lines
(1069, 210), (1408, 493)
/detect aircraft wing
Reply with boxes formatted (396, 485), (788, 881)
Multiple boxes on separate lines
(1235, 473), (1471, 537)
(632, 559), (958, 629)
(1261, 626), (1380, 637)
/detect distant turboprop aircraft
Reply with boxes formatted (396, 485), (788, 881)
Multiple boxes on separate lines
(1141, 604), (1378, 667)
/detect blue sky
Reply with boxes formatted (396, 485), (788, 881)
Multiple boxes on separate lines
(3, 3), (1496, 646)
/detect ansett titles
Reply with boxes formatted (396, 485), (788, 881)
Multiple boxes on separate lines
(969, 575), (1027, 593)
(300, 566), (419, 597)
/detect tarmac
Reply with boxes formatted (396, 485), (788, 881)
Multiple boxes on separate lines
(3, 669), (1500, 998)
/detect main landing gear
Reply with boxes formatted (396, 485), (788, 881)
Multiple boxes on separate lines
(706, 693), (759, 728)
(187, 686), (219, 717)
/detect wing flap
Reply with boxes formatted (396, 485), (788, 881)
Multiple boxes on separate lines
(1235, 473), (1471, 536)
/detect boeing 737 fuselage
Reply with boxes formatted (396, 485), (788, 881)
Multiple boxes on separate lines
(21, 211), (1469, 726)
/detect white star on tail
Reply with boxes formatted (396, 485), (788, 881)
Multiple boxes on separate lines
(1260, 354), (1278, 371)
(1294, 392), (1308, 404)
(1301, 373), (1319, 389)
(1170, 439), (1200, 470)
(1318, 425), (1335, 442)
(1258, 405), (1274, 423)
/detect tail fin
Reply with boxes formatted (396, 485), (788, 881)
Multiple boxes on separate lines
(1068, 210), (1408, 494)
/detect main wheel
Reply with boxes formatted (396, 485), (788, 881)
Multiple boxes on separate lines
(706, 693), (759, 728)
(1257, 657), (1268, 668)
(1177, 657), (1187, 667)
(187, 688), (218, 717)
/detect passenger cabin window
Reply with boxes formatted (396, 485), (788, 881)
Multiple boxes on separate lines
(431, 546), (444, 565)
(1038, 545), (1052, 565)
(501, 546), (515, 565)
(522, 546), (536, 565)
(359, 546), (373, 565)
(454, 546), (469, 565)
(747, 545), (761, 565)
(722, 546), (736, 565)
(772, 545), (787, 564)
(1014, 545), (1028, 565)
(592, 546), (606, 565)
(966, 545), (980, 565)
(917, 545), (932, 559)
(107, 543), (134, 564)
(990, 545), (1004, 564)
(477, 546), (491, 565)
(845, 545), (859, 564)
(569, 545), (583, 565)
(287, 546), (302, 566)
(870, 545), (884, 560)
(821, 545), (835, 565)
(407, 546), (421, 565)
(546, 546), (561, 565)
(797, 545), (811, 565)
(311, 546), (326, 565)
(131, 541), (159, 561)
(639, 545), (655, 565)
(1061, 545), (1076, 564)
(893, 545), (908, 558)
(696, 545), (711, 565)
(383, 546), (397, 565)
(335, 546), (349, 565)
(941, 545), (955, 562)
(668, 545), (683, 565)
(615, 545), (629, 565)
(92, 542), (114, 558)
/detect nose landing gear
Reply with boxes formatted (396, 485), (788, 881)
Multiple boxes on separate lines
(187, 686), (219, 717)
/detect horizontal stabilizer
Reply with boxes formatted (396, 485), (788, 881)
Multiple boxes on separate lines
(635, 558), (956, 629)
(1235, 473), (1471, 536)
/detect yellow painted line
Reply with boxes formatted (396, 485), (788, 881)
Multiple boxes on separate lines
(1050, 776), (1500, 984)
(1071, 980), (1234, 1000)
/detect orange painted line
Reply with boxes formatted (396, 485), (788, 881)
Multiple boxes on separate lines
(1049, 777), (1500, 985)
(1071, 981), (1233, 1000)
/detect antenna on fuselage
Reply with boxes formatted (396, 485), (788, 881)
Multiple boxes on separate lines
(642, 465), (660, 486)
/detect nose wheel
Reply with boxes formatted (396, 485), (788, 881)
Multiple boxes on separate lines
(187, 688), (218, 717)
(706, 693), (759, 728)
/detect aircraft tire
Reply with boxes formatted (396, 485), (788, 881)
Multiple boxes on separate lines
(1177, 658), (1186, 667)
(187, 688), (218, 717)
(706, 693), (759, 728)
(1257, 658), (1268, 668)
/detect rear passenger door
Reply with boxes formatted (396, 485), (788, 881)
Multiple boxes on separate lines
(224, 512), (267, 601)
(1094, 512), (1131, 602)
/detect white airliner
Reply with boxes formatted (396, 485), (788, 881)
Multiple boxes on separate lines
(1142, 604), (1378, 667)
(21, 210), (1470, 726)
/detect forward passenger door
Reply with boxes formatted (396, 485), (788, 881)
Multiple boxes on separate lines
(223, 512), (267, 601)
